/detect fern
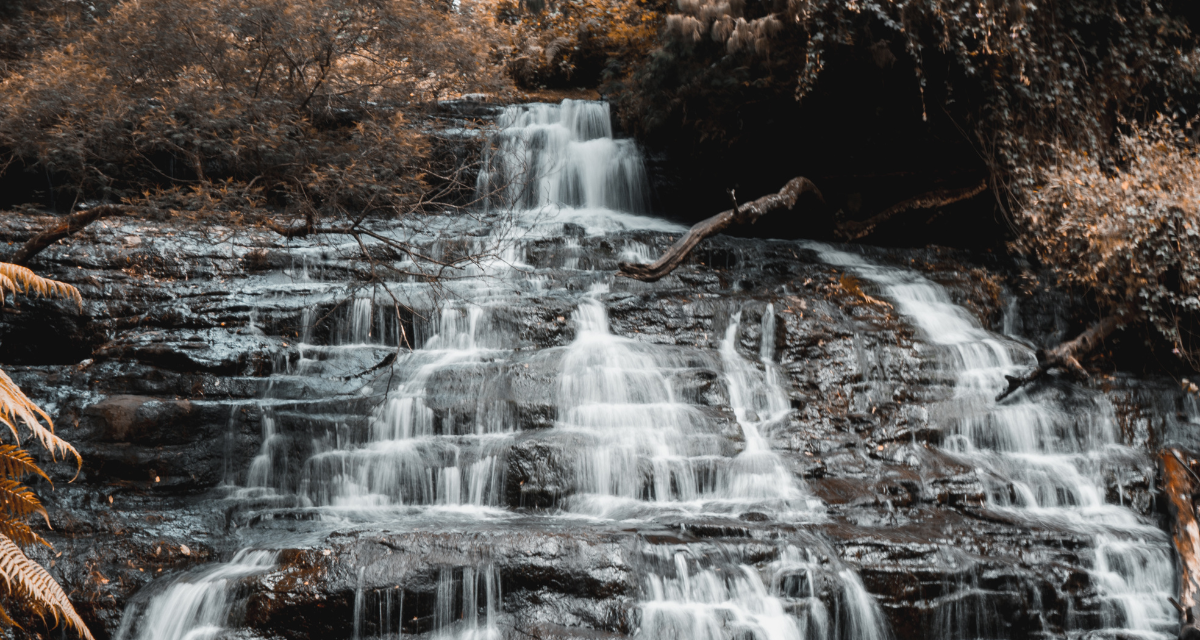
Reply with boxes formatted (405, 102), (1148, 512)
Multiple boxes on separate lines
(0, 447), (50, 549)
(0, 263), (91, 638)
(0, 535), (94, 640)
(0, 263), (81, 310)
(0, 480), (47, 526)
(0, 520), (47, 550)
(0, 445), (49, 485)
(0, 369), (81, 468)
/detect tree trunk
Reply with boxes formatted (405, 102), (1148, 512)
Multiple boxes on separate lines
(9, 205), (128, 266)
(617, 176), (822, 282)
(996, 313), (1124, 401)
(1163, 449), (1200, 626)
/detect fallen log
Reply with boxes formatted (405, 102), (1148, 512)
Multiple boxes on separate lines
(617, 177), (822, 282)
(995, 313), (1123, 401)
(836, 180), (988, 241)
(265, 210), (316, 238)
(1163, 449), (1200, 629)
(10, 205), (129, 266)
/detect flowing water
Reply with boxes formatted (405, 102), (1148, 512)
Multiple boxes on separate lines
(803, 243), (1176, 639)
(109, 99), (1177, 640)
(115, 550), (278, 640)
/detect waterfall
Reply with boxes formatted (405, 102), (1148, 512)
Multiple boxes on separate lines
(477, 100), (683, 235)
(636, 543), (892, 640)
(804, 242), (1177, 639)
(552, 291), (820, 518)
(113, 102), (891, 640)
(298, 305), (511, 513)
(718, 308), (819, 513)
(113, 550), (277, 640)
(351, 565), (500, 639)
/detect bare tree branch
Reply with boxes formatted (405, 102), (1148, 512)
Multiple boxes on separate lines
(836, 180), (988, 241)
(996, 313), (1123, 401)
(10, 205), (129, 266)
(617, 176), (823, 282)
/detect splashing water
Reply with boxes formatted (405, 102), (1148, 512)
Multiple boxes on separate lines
(478, 100), (685, 236)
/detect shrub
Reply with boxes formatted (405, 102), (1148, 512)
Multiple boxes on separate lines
(0, 0), (505, 213)
(1014, 117), (1200, 365)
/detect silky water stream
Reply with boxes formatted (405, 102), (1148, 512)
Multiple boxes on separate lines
(803, 243), (1177, 639)
(110, 99), (1174, 640)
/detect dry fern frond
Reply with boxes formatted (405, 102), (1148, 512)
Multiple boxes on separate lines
(0, 446), (50, 485)
(0, 519), (48, 550)
(0, 263), (81, 310)
(0, 480), (47, 527)
(0, 535), (94, 640)
(0, 370), (81, 469)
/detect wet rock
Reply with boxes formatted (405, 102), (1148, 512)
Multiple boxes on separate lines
(240, 530), (636, 640)
(0, 208), (1185, 640)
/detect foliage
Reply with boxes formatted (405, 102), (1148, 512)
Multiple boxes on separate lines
(612, 0), (1198, 173)
(0, 263), (90, 638)
(494, 0), (663, 88)
(1014, 117), (1200, 365)
(0, 0), (505, 215)
(0, 0), (115, 80)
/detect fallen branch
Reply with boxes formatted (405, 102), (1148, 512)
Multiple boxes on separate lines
(836, 180), (988, 241)
(265, 209), (316, 238)
(342, 351), (398, 381)
(1163, 449), (1200, 629)
(10, 205), (129, 266)
(617, 177), (823, 282)
(996, 313), (1123, 401)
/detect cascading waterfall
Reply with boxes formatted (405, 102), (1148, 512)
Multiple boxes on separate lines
(476, 100), (682, 235)
(114, 101), (892, 640)
(352, 565), (501, 640)
(803, 242), (1176, 639)
(636, 543), (891, 640)
(298, 305), (511, 513)
(718, 307), (817, 513)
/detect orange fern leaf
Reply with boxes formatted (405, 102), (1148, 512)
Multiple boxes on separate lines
(0, 264), (81, 310)
(0, 534), (93, 640)
(0, 518), (49, 550)
(0, 370), (82, 469)
(0, 446), (50, 484)
(0, 480), (47, 527)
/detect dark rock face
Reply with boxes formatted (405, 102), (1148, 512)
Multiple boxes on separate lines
(0, 210), (1184, 640)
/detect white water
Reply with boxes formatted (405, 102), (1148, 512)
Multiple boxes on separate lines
(477, 100), (684, 236)
(351, 565), (501, 640)
(298, 306), (510, 514)
(555, 292), (818, 519)
(114, 550), (277, 640)
(804, 242), (1176, 639)
(637, 544), (892, 640)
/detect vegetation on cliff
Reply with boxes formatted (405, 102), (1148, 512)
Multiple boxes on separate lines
(601, 0), (1200, 372)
